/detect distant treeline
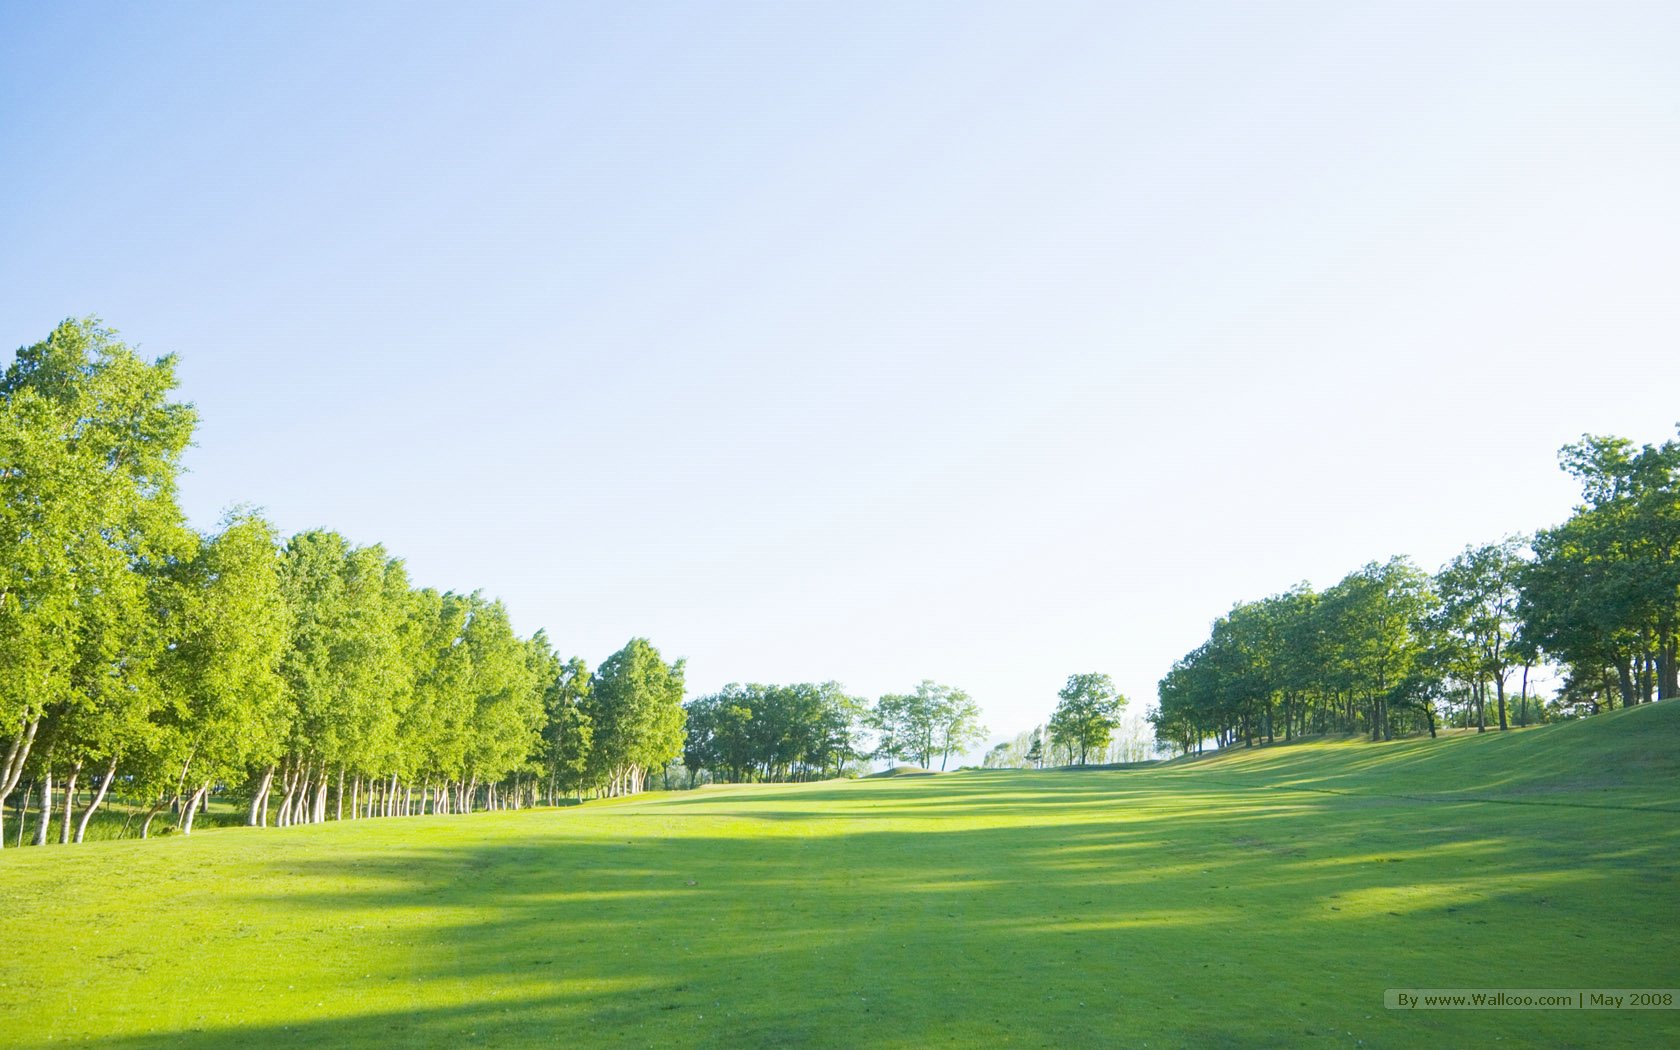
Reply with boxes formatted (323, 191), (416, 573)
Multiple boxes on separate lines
(682, 679), (986, 783)
(1153, 430), (1680, 753)
(0, 319), (690, 848)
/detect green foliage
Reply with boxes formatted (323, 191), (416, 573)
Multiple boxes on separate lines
(869, 680), (979, 769)
(683, 682), (865, 783)
(166, 512), (290, 787)
(1156, 559), (1440, 753)
(1522, 431), (1680, 708)
(1048, 672), (1125, 764)
(0, 318), (196, 839)
(542, 654), (594, 798)
(585, 639), (686, 796)
(0, 319), (686, 846)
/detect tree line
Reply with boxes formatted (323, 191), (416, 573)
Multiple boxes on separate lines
(0, 319), (686, 848)
(681, 678), (988, 783)
(1151, 429), (1680, 754)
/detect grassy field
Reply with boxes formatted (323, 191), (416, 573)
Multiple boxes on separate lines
(5, 704), (1679, 1049)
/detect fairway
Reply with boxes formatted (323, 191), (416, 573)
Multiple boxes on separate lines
(7, 704), (1680, 1049)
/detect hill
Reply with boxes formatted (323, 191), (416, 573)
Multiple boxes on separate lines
(3, 704), (1677, 1048)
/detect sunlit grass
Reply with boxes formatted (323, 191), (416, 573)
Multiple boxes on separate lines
(4, 703), (1679, 1047)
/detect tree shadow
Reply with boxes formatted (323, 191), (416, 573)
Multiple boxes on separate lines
(11, 766), (1680, 1049)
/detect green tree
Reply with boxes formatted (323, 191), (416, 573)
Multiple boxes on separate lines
(539, 653), (593, 801)
(1521, 432), (1680, 707)
(157, 512), (289, 836)
(586, 639), (685, 796)
(0, 318), (194, 847)
(460, 595), (544, 811)
(1049, 673), (1125, 765)
(1436, 539), (1527, 731)
(934, 687), (986, 770)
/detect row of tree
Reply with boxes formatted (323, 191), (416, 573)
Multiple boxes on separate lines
(0, 319), (687, 848)
(681, 679), (989, 783)
(1151, 429), (1680, 754)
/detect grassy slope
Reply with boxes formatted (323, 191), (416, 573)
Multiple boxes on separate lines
(4, 705), (1679, 1049)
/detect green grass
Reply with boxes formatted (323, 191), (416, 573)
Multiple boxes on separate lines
(5, 705), (1680, 1048)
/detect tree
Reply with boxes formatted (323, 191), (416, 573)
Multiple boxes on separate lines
(459, 595), (544, 810)
(684, 682), (865, 784)
(585, 639), (685, 796)
(1436, 539), (1527, 731)
(933, 688), (986, 770)
(1048, 673), (1125, 765)
(1520, 432), (1680, 707)
(542, 655), (593, 800)
(0, 318), (194, 847)
(157, 512), (289, 836)
(870, 681), (969, 769)
(1322, 558), (1437, 741)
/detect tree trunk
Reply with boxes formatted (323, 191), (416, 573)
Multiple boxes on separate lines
(291, 767), (311, 825)
(249, 764), (276, 826)
(1617, 660), (1636, 707)
(180, 782), (210, 835)
(1661, 629), (1679, 701)
(276, 762), (298, 828)
(74, 755), (119, 843)
(58, 761), (82, 844)
(34, 766), (54, 846)
(0, 719), (41, 850)
(1495, 673), (1508, 731)
(336, 768), (345, 821)
(13, 779), (33, 847)
(1519, 663), (1531, 727)
(139, 798), (165, 839)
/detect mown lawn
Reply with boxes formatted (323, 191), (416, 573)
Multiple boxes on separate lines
(5, 703), (1679, 1048)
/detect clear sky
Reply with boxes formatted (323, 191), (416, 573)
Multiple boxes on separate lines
(4, 3), (1678, 751)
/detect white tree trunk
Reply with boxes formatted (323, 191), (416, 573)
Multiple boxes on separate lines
(140, 799), (165, 839)
(249, 764), (276, 826)
(276, 763), (298, 828)
(0, 719), (41, 849)
(289, 766), (311, 825)
(33, 767), (53, 846)
(74, 755), (119, 843)
(58, 761), (82, 844)
(0, 722), (35, 800)
(180, 782), (210, 835)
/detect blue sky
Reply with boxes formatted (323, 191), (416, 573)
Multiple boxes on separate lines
(4, 2), (1678, 747)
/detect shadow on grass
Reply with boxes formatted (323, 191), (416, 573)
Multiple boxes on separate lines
(17, 764), (1680, 1050)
